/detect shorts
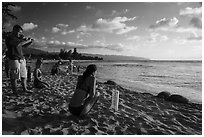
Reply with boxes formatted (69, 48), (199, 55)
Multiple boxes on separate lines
(69, 104), (84, 116)
(8, 59), (27, 79)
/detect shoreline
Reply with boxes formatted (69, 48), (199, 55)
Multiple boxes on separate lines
(74, 60), (202, 105)
(2, 61), (202, 135)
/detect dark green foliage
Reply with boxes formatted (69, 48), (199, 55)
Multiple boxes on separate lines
(23, 47), (103, 61)
(58, 48), (103, 61)
(2, 3), (18, 30)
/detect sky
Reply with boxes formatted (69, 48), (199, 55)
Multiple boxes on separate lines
(2, 1), (202, 60)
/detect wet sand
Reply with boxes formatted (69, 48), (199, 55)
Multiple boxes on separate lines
(2, 61), (202, 135)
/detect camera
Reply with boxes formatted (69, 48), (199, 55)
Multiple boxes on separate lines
(19, 34), (34, 41)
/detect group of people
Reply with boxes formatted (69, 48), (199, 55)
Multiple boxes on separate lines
(51, 59), (80, 76)
(4, 24), (100, 117)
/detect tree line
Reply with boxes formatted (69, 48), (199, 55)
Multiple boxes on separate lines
(23, 48), (103, 60)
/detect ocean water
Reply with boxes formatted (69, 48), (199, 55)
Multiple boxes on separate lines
(76, 60), (202, 104)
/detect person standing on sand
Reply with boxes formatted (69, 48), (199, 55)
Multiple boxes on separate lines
(33, 59), (50, 89)
(5, 25), (34, 95)
(70, 59), (74, 75)
(69, 64), (100, 116)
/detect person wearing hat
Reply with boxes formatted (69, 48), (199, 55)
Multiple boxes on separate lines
(33, 59), (50, 89)
(5, 25), (33, 95)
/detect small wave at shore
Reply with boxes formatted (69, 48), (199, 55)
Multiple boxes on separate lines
(139, 74), (172, 78)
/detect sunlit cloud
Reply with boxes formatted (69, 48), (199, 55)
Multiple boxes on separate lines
(179, 7), (202, 29)
(52, 23), (69, 34)
(187, 36), (202, 41)
(148, 32), (168, 43)
(180, 7), (202, 17)
(149, 17), (179, 30)
(127, 35), (140, 41)
(111, 9), (130, 16)
(52, 27), (60, 33)
(22, 22), (38, 31)
(96, 8), (130, 18)
(57, 23), (69, 28)
(48, 40), (61, 45)
(68, 30), (75, 33)
(187, 32), (202, 41)
(85, 5), (95, 10)
(77, 16), (137, 34)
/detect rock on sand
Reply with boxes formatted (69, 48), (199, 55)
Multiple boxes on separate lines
(156, 91), (171, 100)
(166, 94), (189, 104)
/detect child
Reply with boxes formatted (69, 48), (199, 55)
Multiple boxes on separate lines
(51, 62), (60, 75)
(33, 59), (50, 89)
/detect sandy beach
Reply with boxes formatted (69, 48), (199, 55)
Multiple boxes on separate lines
(2, 61), (202, 135)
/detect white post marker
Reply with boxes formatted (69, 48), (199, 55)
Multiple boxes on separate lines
(111, 89), (119, 111)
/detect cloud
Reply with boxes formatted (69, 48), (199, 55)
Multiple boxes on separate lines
(127, 35), (140, 41)
(116, 26), (137, 34)
(52, 27), (61, 33)
(187, 36), (202, 41)
(52, 23), (69, 34)
(111, 9), (130, 16)
(56, 23), (69, 28)
(85, 5), (95, 10)
(61, 31), (68, 35)
(96, 9), (130, 18)
(179, 7), (202, 29)
(187, 32), (202, 41)
(149, 17), (179, 30)
(48, 40), (61, 45)
(22, 23), (38, 31)
(77, 16), (137, 34)
(173, 38), (187, 45)
(105, 43), (124, 51)
(9, 5), (21, 12)
(190, 17), (202, 29)
(148, 33), (168, 43)
(180, 7), (202, 17)
(68, 30), (75, 33)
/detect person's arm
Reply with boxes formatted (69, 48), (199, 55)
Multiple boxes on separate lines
(8, 37), (33, 48)
(34, 69), (42, 82)
(88, 77), (96, 98)
(19, 39), (33, 48)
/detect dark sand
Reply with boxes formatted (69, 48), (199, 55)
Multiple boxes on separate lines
(2, 61), (202, 135)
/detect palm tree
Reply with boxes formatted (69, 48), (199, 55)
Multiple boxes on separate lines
(2, 3), (18, 58)
(2, 3), (17, 30)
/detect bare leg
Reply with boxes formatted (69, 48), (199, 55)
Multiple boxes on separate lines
(21, 77), (32, 93)
(10, 79), (17, 94)
(80, 92), (100, 116)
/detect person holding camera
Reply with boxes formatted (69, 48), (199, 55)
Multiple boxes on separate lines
(5, 25), (34, 95)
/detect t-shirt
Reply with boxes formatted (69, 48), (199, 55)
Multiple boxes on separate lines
(5, 34), (24, 60)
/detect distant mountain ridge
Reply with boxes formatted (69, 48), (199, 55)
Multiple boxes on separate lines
(23, 47), (149, 61)
(82, 53), (149, 61)
(23, 47), (48, 55)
